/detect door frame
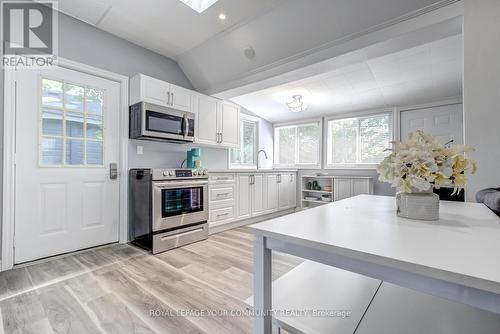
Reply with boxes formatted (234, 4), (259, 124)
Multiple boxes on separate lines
(2, 57), (129, 271)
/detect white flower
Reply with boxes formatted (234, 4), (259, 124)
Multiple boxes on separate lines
(377, 131), (476, 194)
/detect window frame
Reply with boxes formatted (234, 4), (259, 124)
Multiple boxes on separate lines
(273, 118), (322, 169)
(228, 114), (259, 169)
(324, 110), (393, 170)
(38, 76), (106, 168)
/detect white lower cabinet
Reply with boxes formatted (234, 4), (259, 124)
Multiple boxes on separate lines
(236, 174), (252, 220)
(278, 173), (297, 210)
(252, 174), (266, 216)
(334, 178), (373, 201)
(265, 174), (279, 213)
(210, 172), (297, 228)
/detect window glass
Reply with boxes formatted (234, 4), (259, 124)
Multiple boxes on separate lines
(39, 78), (105, 167)
(230, 118), (257, 167)
(274, 121), (321, 167)
(42, 79), (63, 108)
(327, 113), (391, 167)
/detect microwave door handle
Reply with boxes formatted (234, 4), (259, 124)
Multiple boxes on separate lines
(183, 115), (189, 138)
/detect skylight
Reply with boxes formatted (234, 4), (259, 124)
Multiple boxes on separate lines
(177, 0), (220, 13)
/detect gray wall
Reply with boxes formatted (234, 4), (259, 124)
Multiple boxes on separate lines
(463, 0), (500, 201)
(0, 9), (194, 252)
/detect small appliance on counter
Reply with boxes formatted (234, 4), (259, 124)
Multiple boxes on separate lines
(186, 148), (202, 168)
(129, 168), (209, 254)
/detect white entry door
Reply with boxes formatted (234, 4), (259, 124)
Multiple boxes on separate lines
(14, 66), (121, 264)
(400, 104), (463, 145)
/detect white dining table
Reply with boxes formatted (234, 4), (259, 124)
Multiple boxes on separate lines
(249, 195), (500, 334)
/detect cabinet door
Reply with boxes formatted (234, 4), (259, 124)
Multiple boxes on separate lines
(143, 76), (170, 106)
(196, 95), (219, 145)
(237, 175), (252, 220)
(352, 179), (371, 196)
(289, 174), (297, 208)
(278, 174), (291, 209)
(252, 174), (266, 216)
(334, 179), (352, 201)
(220, 102), (240, 148)
(170, 84), (193, 112)
(265, 174), (279, 213)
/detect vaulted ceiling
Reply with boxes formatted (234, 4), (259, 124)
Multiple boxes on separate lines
(51, 0), (460, 95)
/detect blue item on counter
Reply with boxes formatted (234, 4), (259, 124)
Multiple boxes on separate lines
(187, 148), (202, 168)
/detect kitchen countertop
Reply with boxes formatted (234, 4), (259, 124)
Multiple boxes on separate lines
(208, 169), (298, 173)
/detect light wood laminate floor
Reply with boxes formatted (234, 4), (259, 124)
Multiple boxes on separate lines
(0, 228), (302, 334)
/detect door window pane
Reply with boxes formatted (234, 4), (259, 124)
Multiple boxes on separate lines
(66, 112), (84, 138)
(41, 137), (63, 165)
(86, 88), (104, 115)
(39, 77), (106, 167)
(42, 79), (63, 108)
(86, 114), (103, 139)
(86, 141), (103, 165)
(65, 139), (84, 165)
(65, 84), (84, 111)
(42, 109), (63, 136)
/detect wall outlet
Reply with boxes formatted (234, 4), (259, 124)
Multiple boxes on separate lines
(136, 145), (143, 155)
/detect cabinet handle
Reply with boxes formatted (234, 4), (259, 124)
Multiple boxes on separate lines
(220, 132), (223, 143)
(216, 212), (230, 218)
(167, 91), (170, 105)
(216, 192), (230, 197)
(171, 92), (174, 106)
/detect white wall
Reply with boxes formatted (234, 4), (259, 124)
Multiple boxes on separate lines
(463, 0), (500, 201)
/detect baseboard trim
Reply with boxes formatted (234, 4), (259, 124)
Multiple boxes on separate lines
(208, 208), (296, 235)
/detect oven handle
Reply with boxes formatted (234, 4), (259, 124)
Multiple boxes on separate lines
(153, 180), (208, 188)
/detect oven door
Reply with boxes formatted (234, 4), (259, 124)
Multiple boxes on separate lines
(152, 179), (208, 231)
(141, 103), (195, 142)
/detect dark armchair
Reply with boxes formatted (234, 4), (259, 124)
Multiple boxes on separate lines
(476, 188), (500, 217)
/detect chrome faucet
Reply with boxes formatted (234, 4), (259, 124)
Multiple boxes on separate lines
(257, 150), (268, 169)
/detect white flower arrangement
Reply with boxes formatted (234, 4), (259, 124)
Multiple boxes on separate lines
(377, 130), (477, 194)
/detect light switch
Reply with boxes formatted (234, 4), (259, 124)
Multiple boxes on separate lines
(136, 145), (143, 155)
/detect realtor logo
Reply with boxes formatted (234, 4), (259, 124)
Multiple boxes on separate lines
(1, 1), (58, 68)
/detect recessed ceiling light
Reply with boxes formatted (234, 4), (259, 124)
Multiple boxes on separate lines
(218, 13), (226, 20)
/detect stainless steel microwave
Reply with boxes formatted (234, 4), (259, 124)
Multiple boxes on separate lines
(129, 102), (195, 143)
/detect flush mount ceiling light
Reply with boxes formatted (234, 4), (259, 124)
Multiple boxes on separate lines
(177, 0), (220, 13)
(286, 95), (308, 112)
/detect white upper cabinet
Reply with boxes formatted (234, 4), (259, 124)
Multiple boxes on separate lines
(130, 74), (240, 149)
(130, 74), (194, 112)
(196, 95), (219, 145)
(170, 84), (193, 112)
(195, 95), (240, 148)
(219, 102), (240, 147)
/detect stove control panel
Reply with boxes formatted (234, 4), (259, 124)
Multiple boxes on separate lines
(153, 169), (208, 180)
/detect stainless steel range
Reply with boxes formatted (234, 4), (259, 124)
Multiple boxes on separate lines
(129, 168), (209, 254)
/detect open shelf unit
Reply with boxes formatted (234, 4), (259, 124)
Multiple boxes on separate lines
(301, 175), (334, 209)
